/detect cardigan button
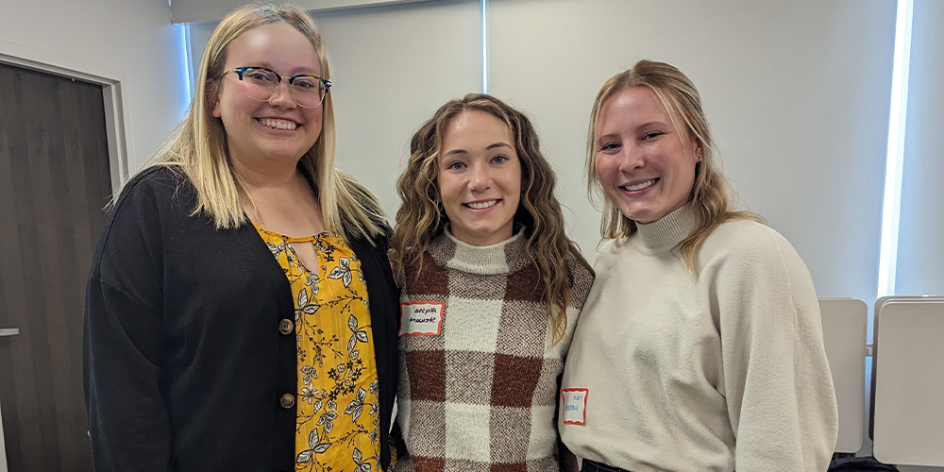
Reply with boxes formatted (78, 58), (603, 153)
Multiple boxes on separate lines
(278, 319), (294, 335)
(280, 393), (296, 409)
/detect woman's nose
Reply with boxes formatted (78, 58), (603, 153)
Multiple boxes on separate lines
(468, 163), (492, 190)
(268, 83), (296, 108)
(618, 145), (644, 172)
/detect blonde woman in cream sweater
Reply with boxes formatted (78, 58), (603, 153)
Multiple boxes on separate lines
(559, 60), (838, 472)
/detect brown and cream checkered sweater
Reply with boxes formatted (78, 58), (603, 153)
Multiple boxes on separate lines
(394, 229), (593, 472)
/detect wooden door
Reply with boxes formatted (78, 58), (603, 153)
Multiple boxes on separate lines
(0, 62), (112, 472)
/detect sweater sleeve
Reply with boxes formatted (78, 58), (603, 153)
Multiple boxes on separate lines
(712, 225), (838, 472)
(566, 258), (595, 311)
(83, 174), (172, 471)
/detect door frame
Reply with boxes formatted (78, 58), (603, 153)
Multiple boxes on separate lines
(0, 40), (132, 193)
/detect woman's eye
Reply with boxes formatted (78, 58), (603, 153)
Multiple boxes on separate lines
(492, 154), (508, 164)
(642, 132), (664, 140)
(599, 143), (620, 152)
(247, 71), (275, 82)
(446, 161), (465, 170)
(293, 78), (317, 89)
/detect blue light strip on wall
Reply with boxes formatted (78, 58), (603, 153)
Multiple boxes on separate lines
(481, 0), (489, 94)
(182, 22), (194, 106)
(877, 0), (914, 298)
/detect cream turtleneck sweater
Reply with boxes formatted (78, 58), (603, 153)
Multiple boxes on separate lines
(560, 205), (837, 472)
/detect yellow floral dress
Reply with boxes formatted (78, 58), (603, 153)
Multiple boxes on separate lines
(255, 224), (382, 472)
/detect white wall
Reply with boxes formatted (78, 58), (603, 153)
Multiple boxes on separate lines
(0, 0), (191, 174)
(315, 0), (482, 218)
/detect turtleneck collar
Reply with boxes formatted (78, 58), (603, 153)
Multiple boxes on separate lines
(427, 225), (530, 275)
(632, 204), (696, 253)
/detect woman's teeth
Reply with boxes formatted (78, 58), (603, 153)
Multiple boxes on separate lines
(624, 179), (656, 191)
(259, 118), (297, 130)
(466, 200), (498, 209)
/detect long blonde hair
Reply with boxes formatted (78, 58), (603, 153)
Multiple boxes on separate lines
(139, 3), (384, 241)
(587, 60), (762, 268)
(392, 93), (592, 343)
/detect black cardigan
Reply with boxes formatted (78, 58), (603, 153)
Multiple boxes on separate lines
(83, 167), (399, 472)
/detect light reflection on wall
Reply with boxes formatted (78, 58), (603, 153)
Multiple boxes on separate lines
(877, 0), (914, 301)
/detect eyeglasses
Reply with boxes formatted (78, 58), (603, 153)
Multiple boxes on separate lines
(222, 67), (332, 108)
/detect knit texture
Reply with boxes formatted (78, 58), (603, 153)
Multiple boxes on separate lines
(396, 229), (593, 472)
(560, 205), (838, 472)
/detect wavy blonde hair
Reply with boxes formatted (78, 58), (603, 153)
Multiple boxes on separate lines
(392, 93), (592, 343)
(138, 3), (384, 241)
(586, 60), (762, 268)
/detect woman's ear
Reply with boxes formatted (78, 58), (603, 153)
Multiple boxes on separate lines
(687, 130), (703, 163)
(206, 79), (222, 118)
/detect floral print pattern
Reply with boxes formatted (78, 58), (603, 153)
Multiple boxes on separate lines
(255, 224), (381, 472)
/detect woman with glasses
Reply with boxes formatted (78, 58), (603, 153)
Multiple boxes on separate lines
(389, 94), (594, 472)
(83, 5), (398, 472)
(558, 60), (838, 472)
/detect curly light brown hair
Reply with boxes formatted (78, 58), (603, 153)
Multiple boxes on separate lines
(392, 93), (592, 343)
(587, 60), (762, 268)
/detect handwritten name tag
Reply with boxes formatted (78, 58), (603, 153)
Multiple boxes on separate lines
(399, 301), (444, 337)
(560, 388), (589, 425)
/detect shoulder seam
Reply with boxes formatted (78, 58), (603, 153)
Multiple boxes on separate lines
(91, 275), (163, 320)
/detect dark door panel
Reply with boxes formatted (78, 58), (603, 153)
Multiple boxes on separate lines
(0, 61), (112, 472)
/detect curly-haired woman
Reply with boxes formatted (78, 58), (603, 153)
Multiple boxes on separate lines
(390, 94), (594, 472)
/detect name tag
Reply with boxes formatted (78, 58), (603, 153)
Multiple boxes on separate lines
(561, 388), (589, 425)
(399, 301), (444, 337)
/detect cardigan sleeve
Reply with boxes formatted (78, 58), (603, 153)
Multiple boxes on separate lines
(711, 225), (838, 472)
(349, 230), (400, 472)
(83, 174), (172, 472)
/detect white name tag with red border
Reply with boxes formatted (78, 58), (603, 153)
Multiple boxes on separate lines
(399, 301), (444, 337)
(561, 388), (589, 425)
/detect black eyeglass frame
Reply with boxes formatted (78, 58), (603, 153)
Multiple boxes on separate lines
(222, 66), (332, 108)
